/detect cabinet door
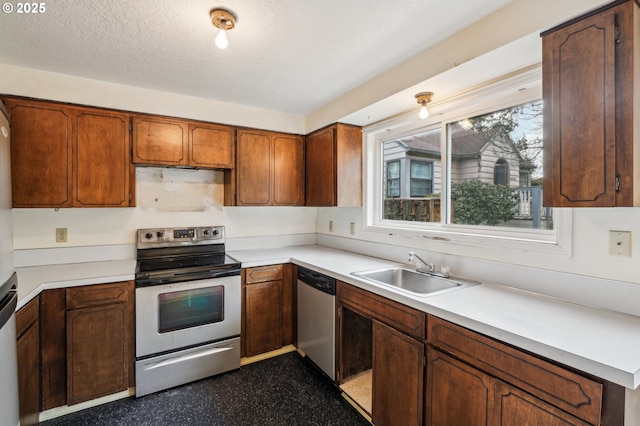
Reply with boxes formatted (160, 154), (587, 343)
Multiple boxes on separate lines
(542, 7), (617, 207)
(427, 315), (603, 425)
(426, 348), (591, 426)
(495, 380), (591, 426)
(273, 134), (304, 206)
(74, 109), (133, 206)
(305, 127), (335, 206)
(243, 280), (283, 357)
(189, 123), (235, 168)
(6, 99), (73, 207)
(372, 320), (424, 426)
(236, 129), (271, 205)
(67, 303), (130, 405)
(132, 116), (188, 166)
(426, 347), (494, 426)
(16, 297), (40, 426)
(41, 289), (67, 410)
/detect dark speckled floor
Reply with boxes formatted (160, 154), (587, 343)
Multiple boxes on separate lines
(41, 352), (370, 426)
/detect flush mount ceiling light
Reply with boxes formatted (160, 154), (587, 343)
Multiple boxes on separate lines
(211, 8), (237, 49)
(415, 92), (434, 119)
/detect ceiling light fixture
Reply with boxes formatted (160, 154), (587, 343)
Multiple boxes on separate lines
(211, 8), (237, 50)
(415, 92), (434, 119)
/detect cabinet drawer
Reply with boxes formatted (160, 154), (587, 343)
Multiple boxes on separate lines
(244, 265), (283, 284)
(66, 281), (131, 310)
(338, 281), (425, 340)
(427, 315), (603, 425)
(16, 296), (39, 338)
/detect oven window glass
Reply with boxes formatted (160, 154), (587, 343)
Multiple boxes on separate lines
(157, 286), (224, 333)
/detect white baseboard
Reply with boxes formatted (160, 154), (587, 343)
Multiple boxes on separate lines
(37, 388), (134, 422)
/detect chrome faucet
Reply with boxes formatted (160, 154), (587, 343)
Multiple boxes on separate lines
(408, 251), (450, 278)
(408, 251), (435, 274)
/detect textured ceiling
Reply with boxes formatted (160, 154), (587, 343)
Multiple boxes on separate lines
(0, 0), (514, 116)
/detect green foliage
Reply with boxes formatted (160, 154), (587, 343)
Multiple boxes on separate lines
(451, 180), (519, 226)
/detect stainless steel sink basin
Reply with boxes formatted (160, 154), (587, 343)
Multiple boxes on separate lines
(351, 266), (477, 296)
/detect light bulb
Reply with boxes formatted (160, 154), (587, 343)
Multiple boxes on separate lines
(419, 102), (429, 119)
(215, 28), (228, 49)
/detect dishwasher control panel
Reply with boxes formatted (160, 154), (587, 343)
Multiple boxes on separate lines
(297, 266), (336, 296)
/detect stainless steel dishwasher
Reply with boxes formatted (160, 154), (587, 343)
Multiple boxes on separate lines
(297, 265), (336, 380)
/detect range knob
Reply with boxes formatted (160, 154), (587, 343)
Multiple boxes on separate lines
(203, 229), (210, 236)
(212, 229), (220, 236)
(145, 232), (153, 239)
(156, 231), (164, 238)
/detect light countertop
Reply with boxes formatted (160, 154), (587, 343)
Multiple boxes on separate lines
(15, 244), (640, 390)
(230, 245), (640, 390)
(15, 259), (136, 309)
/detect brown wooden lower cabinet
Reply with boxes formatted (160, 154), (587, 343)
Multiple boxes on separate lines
(66, 302), (131, 404)
(426, 347), (591, 426)
(40, 281), (135, 410)
(243, 279), (283, 356)
(372, 320), (423, 426)
(426, 315), (625, 426)
(241, 264), (294, 358)
(337, 281), (425, 426)
(16, 295), (40, 426)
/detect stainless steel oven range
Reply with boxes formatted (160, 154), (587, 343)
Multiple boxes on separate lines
(134, 226), (241, 397)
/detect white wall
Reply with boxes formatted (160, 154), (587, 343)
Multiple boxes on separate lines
(316, 206), (640, 290)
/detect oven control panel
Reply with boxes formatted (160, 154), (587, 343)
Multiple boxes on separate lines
(137, 226), (225, 248)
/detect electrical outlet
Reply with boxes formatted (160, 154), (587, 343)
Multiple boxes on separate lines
(56, 227), (68, 243)
(609, 230), (631, 257)
(349, 222), (355, 235)
(329, 220), (333, 232)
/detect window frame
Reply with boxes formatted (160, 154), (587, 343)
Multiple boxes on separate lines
(362, 69), (572, 255)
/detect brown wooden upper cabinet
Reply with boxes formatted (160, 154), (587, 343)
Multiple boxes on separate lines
(5, 98), (135, 208)
(189, 122), (235, 168)
(541, 0), (640, 207)
(132, 116), (235, 169)
(226, 128), (304, 206)
(305, 123), (362, 206)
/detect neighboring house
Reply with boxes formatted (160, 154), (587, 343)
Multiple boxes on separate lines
(383, 123), (538, 224)
(383, 123), (534, 199)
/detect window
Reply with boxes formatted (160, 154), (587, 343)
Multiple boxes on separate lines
(364, 71), (568, 252)
(410, 161), (433, 196)
(493, 159), (509, 185)
(386, 160), (400, 197)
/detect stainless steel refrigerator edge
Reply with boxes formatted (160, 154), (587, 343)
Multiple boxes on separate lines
(0, 100), (20, 426)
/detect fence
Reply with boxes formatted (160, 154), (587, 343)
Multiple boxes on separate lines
(383, 186), (551, 229)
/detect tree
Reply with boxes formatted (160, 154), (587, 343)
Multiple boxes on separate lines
(469, 101), (543, 180)
(451, 180), (519, 226)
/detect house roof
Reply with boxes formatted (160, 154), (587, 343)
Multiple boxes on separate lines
(397, 123), (503, 158)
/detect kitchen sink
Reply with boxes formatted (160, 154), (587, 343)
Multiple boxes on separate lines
(351, 266), (477, 296)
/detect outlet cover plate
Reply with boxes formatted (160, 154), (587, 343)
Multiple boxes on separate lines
(609, 230), (631, 257)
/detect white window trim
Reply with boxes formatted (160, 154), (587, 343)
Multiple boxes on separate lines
(362, 68), (572, 256)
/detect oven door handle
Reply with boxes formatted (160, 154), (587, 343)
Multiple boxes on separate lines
(144, 343), (237, 371)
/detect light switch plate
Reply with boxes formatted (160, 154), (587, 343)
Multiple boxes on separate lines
(609, 230), (631, 257)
